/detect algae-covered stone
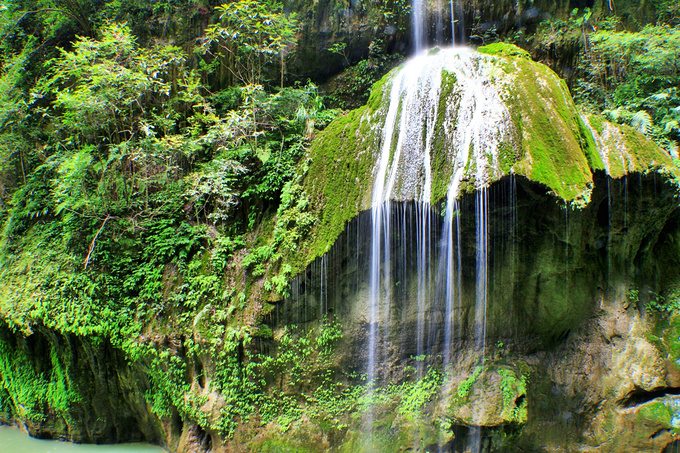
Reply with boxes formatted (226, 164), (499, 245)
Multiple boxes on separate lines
(441, 363), (528, 428)
(300, 44), (680, 270)
(583, 113), (679, 180)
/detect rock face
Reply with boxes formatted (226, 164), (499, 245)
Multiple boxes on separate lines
(271, 172), (680, 451)
(282, 0), (660, 84)
(301, 43), (676, 261)
(0, 326), (167, 445)
(264, 44), (680, 451)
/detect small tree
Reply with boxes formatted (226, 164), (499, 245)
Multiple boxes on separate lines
(199, 0), (299, 88)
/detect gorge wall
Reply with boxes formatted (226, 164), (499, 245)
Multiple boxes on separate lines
(253, 44), (680, 452)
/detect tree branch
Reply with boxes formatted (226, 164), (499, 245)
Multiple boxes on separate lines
(83, 215), (111, 270)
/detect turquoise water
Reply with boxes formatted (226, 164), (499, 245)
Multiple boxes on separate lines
(0, 426), (166, 452)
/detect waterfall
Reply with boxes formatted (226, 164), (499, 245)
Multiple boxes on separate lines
(363, 46), (516, 448)
(442, 194), (462, 369)
(412, 0), (426, 52)
(414, 0), (464, 48)
(474, 187), (488, 354)
(450, 0), (456, 44)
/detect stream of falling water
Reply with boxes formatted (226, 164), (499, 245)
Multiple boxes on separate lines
(413, 0), (464, 49)
(363, 40), (514, 449)
(413, 0), (425, 52)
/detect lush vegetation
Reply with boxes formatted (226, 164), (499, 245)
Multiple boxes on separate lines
(530, 6), (680, 156)
(0, 0), (343, 437)
(1, 0), (680, 449)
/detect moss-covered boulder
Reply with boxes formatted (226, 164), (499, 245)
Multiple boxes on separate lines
(299, 43), (678, 268)
(261, 44), (680, 453)
(441, 363), (528, 427)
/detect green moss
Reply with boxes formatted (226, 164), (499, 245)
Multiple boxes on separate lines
(585, 114), (679, 180)
(0, 331), (80, 423)
(455, 366), (483, 403)
(588, 114), (605, 135)
(498, 56), (594, 201)
(366, 70), (393, 111)
(283, 45), (680, 301)
(637, 401), (672, 428)
(497, 142), (518, 175)
(477, 43), (531, 59)
(578, 115), (605, 171)
(650, 314), (680, 376)
(620, 125), (677, 175)
(287, 106), (378, 271)
(430, 70), (459, 204)
(498, 368), (528, 424)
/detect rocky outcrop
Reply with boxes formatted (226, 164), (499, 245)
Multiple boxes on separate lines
(1, 42), (679, 453)
(257, 44), (680, 451)
(282, 0), (661, 85)
(266, 173), (680, 451)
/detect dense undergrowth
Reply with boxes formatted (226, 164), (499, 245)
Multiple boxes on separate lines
(0, 0), (345, 435)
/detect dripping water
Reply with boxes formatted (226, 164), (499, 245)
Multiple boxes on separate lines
(360, 43), (515, 448)
(450, 0), (456, 44)
(474, 188), (489, 355)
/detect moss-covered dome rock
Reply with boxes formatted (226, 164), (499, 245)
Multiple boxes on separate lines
(302, 42), (678, 260)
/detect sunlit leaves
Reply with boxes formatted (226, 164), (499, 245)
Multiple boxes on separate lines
(185, 158), (248, 222)
(583, 24), (680, 155)
(588, 24), (680, 93)
(631, 110), (653, 135)
(53, 144), (92, 215)
(198, 0), (299, 86)
(37, 22), (194, 144)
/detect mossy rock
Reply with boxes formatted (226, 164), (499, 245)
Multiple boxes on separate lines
(293, 43), (680, 282)
(441, 363), (528, 427)
(583, 113), (679, 180)
(478, 42), (532, 59)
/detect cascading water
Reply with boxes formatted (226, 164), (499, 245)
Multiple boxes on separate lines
(267, 8), (679, 447)
(413, 0), (464, 48)
(363, 43), (516, 449)
(412, 0), (426, 52)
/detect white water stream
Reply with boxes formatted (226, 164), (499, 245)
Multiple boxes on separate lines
(364, 28), (516, 448)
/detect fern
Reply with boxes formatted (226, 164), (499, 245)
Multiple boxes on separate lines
(669, 140), (680, 159)
(604, 107), (630, 123)
(631, 110), (653, 135)
(665, 120), (680, 134)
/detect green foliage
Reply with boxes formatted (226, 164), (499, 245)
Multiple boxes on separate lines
(645, 291), (680, 316)
(199, 0), (299, 87)
(578, 24), (680, 154)
(456, 366), (482, 402)
(0, 334), (80, 422)
(498, 368), (528, 422)
(38, 22), (199, 145)
(628, 289), (640, 305)
(327, 54), (401, 110)
(393, 366), (441, 416)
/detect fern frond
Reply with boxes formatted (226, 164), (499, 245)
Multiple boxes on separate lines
(605, 107), (630, 124)
(604, 108), (617, 122)
(664, 120), (680, 134)
(668, 140), (679, 160)
(651, 91), (670, 101)
(631, 110), (653, 135)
